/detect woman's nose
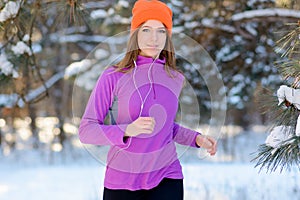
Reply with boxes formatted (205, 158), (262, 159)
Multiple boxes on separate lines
(150, 30), (158, 42)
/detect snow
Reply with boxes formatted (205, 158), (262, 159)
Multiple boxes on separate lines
(170, 0), (184, 7)
(233, 35), (243, 42)
(91, 9), (107, 19)
(94, 49), (109, 60)
(11, 41), (32, 56)
(255, 45), (266, 55)
(118, 0), (129, 8)
(83, 1), (110, 9)
(0, 93), (18, 107)
(182, 163), (298, 200)
(265, 126), (294, 148)
(32, 43), (42, 53)
(64, 59), (93, 79)
(275, 85), (300, 137)
(245, 23), (258, 36)
(22, 34), (30, 42)
(0, 1), (20, 23)
(245, 58), (253, 64)
(222, 51), (240, 62)
(216, 45), (240, 63)
(184, 21), (200, 29)
(0, 165), (103, 200)
(0, 155), (299, 200)
(107, 8), (115, 16)
(0, 53), (18, 78)
(277, 85), (300, 109)
(111, 14), (131, 24)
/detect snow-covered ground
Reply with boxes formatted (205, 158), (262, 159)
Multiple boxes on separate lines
(0, 160), (299, 200)
(0, 125), (299, 200)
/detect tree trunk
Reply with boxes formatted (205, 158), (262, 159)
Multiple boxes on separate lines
(28, 103), (39, 149)
(52, 44), (68, 151)
(8, 108), (17, 151)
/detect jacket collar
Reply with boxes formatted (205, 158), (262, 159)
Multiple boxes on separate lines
(136, 55), (166, 66)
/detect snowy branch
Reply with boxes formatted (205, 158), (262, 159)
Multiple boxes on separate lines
(25, 71), (65, 102)
(201, 18), (237, 34)
(49, 34), (128, 44)
(0, 71), (65, 108)
(230, 9), (300, 40)
(232, 8), (300, 21)
(83, 1), (111, 9)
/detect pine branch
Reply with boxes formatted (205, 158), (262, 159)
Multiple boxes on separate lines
(253, 21), (300, 173)
(45, 0), (90, 28)
(275, 21), (300, 88)
(275, 22), (300, 59)
(252, 136), (300, 173)
(253, 85), (300, 172)
(254, 87), (299, 127)
(276, 59), (300, 77)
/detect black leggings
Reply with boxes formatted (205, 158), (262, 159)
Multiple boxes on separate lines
(103, 178), (183, 200)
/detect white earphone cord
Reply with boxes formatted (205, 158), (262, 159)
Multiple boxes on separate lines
(107, 57), (158, 166)
(133, 59), (156, 117)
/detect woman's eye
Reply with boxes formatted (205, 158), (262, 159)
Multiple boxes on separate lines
(142, 28), (150, 32)
(158, 29), (166, 34)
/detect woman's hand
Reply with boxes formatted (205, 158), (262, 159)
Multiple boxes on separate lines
(196, 135), (217, 156)
(125, 117), (156, 137)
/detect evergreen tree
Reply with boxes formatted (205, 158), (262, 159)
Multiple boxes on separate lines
(252, 21), (300, 172)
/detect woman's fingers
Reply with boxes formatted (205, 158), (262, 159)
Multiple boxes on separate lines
(139, 117), (155, 124)
(206, 136), (217, 155)
(197, 135), (213, 148)
(135, 117), (156, 134)
(196, 135), (217, 156)
(125, 117), (156, 137)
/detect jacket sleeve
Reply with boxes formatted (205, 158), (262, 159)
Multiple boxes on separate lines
(172, 73), (200, 148)
(173, 122), (201, 148)
(78, 69), (128, 146)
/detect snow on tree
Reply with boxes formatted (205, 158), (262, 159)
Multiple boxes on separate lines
(0, 1), (20, 23)
(0, 53), (18, 78)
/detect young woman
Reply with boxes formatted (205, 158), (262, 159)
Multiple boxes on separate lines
(79, 1), (217, 199)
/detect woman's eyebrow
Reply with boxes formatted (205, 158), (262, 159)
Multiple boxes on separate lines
(141, 25), (165, 29)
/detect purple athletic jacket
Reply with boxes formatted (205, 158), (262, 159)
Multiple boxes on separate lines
(79, 55), (200, 190)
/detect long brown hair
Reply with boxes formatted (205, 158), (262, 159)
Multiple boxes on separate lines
(114, 26), (178, 76)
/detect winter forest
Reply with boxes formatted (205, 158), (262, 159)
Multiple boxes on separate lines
(0, 0), (300, 200)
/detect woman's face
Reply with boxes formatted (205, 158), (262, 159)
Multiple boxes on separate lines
(137, 20), (167, 59)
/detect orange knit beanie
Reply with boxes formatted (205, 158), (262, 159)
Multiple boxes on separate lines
(131, 0), (173, 34)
